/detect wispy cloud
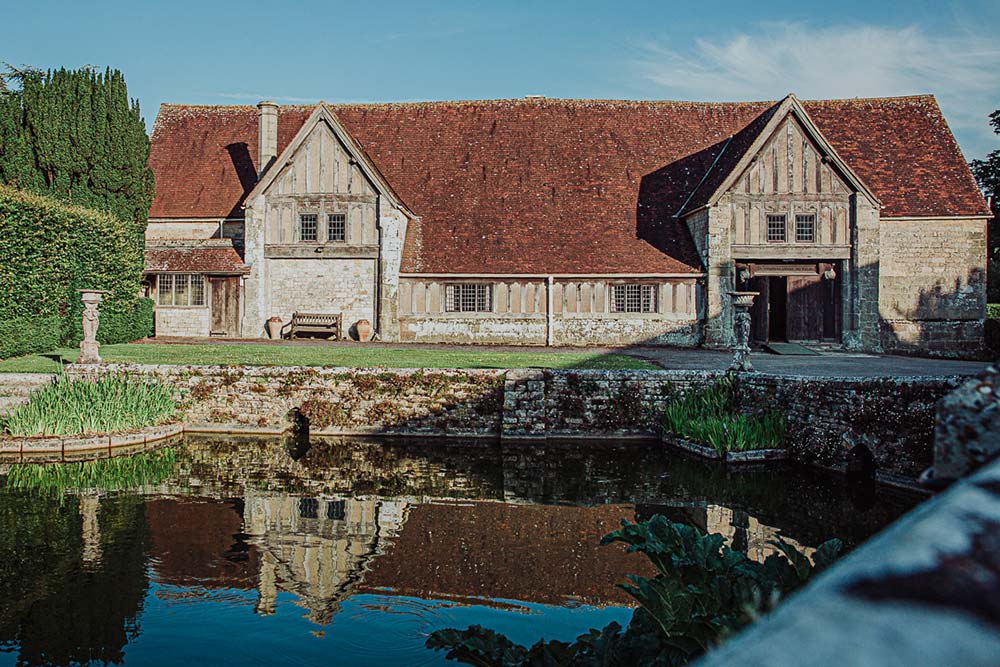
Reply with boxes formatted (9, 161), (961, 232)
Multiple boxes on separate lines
(635, 21), (1000, 158)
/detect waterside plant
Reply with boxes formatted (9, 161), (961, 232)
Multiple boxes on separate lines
(427, 515), (842, 666)
(661, 376), (786, 454)
(0, 374), (175, 436)
(2, 448), (177, 497)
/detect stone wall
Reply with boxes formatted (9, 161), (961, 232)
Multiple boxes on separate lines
(503, 369), (958, 477)
(67, 365), (959, 479)
(398, 314), (701, 346)
(268, 257), (375, 338)
(71, 365), (504, 437)
(879, 217), (986, 357)
(154, 306), (211, 337)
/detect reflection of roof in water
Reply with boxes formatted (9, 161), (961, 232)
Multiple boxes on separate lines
(359, 501), (650, 608)
(146, 498), (260, 590)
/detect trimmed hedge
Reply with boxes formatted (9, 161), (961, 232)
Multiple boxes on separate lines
(0, 185), (150, 359)
(0, 315), (61, 360)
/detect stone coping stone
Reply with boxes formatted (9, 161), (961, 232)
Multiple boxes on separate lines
(661, 432), (787, 464)
(662, 433), (723, 461)
(0, 423), (182, 463)
(66, 362), (963, 384)
(67, 363), (506, 378)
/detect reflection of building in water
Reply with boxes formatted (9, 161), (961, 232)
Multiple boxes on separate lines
(79, 493), (103, 566)
(141, 437), (833, 628)
(645, 502), (814, 561)
(244, 491), (407, 625)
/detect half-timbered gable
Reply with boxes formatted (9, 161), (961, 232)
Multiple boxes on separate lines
(241, 103), (412, 338)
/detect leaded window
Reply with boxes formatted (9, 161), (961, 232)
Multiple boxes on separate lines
(299, 213), (318, 242)
(155, 274), (207, 307)
(795, 214), (816, 242)
(767, 214), (787, 242)
(445, 283), (493, 312)
(157, 274), (173, 305)
(327, 213), (347, 242)
(610, 284), (658, 313)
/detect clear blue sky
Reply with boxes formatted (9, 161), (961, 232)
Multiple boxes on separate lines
(5, 0), (999, 159)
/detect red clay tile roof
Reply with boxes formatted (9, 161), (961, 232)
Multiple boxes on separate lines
(148, 96), (989, 274)
(144, 242), (248, 274)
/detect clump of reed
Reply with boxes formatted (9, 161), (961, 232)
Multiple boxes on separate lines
(0, 374), (175, 436)
(661, 376), (786, 454)
(2, 448), (177, 496)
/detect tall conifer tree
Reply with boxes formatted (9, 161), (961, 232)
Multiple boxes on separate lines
(0, 65), (154, 234)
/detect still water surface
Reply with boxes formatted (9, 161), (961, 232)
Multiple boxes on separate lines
(0, 436), (920, 666)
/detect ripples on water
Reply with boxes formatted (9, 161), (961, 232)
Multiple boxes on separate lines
(0, 435), (921, 666)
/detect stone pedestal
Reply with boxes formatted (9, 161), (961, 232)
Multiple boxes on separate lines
(727, 291), (759, 372)
(77, 289), (108, 364)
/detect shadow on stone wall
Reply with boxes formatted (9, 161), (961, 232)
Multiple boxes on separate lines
(880, 268), (987, 359)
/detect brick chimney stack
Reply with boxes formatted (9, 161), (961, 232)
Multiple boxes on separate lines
(257, 100), (279, 178)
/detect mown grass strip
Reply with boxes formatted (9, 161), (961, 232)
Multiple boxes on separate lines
(0, 343), (658, 373)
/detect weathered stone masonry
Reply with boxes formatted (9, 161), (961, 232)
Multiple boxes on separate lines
(71, 364), (960, 479)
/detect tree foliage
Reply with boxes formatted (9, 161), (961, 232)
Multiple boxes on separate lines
(0, 65), (153, 233)
(971, 110), (1000, 303)
(427, 516), (842, 666)
(971, 110), (1000, 202)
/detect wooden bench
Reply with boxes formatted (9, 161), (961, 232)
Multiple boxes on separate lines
(282, 312), (342, 340)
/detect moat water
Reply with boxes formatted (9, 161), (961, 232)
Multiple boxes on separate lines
(0, 435), (920, 666)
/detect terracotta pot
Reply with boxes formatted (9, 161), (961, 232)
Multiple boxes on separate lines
(355, 319), (372, 342)
(267, 317), (283, 339)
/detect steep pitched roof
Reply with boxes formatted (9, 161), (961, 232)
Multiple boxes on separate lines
(148, 96), (989, 274)
(677, 94), (883, 217)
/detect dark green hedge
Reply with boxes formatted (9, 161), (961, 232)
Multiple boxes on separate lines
(0, 315), (62, 360)
(0, 185), (150, 359)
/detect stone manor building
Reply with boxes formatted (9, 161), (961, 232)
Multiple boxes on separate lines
(145, 94), (990, 355)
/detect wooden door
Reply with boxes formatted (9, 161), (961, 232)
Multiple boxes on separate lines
(209, 277), (240, 337)
(786, 275), (825, 341)
(767, 277), (788, 341)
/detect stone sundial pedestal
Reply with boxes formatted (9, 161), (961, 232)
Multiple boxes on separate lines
(77, 289), (108, 364)
(727, 291), (759, 372)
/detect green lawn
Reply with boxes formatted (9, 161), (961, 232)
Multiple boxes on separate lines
(0, 343), (658, 373)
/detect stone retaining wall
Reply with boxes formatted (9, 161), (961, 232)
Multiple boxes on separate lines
(65, 364), (961, 479)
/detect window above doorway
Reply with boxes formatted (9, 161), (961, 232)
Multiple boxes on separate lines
(766, 214), (787, 243)
(795, 214), (816, 242)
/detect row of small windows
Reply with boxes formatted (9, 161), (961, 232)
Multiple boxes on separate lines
(766, 214), (816, 243)
(299, 213), (348, 242)
(155, 274), (205, 307)
(444, 283), (659, 313)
